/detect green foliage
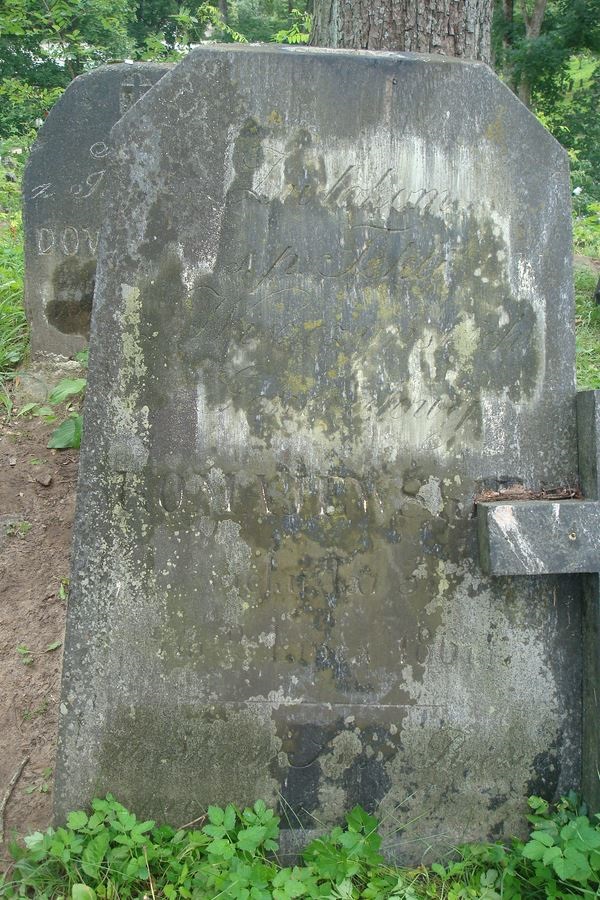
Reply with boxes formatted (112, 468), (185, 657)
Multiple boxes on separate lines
(493, 0), (600, 109)
(231, 0), (309, 44)
(0, 0), (135, 103)
(272, 8), (311, 44)
(427, 794), (600, 898)
(0, 80), (63, 138)
(5, 794), (600, 899)
(137, 2), (247, 60)
(573, 202), (600, 258)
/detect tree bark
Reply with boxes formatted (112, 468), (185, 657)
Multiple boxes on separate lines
(218, 0), (228, 24)
(310, 0), (493, 64)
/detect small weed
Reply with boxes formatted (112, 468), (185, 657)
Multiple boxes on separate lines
(0, 390), (13, 420)
(15, 376), (86, 449)
(16, 641), (61, 666)
(48, 411), (83, 449)
(24, 767), (52, 795)
(75, 348), (89, 367)
(58, 577), (70, 601)
(16, 644), (33, 665)
(6, 520), (31, 538)
(22, 698), (49, 721)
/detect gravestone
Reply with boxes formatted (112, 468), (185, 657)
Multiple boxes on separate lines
(56, 45), (582, 858)
(23, 63), (169, 360)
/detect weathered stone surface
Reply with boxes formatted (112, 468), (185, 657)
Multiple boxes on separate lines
(578, 391), (600, 812)
(479, 500), (600, 575)
(23, 63), (169, 359)
(479, 392), (600, 810)
(56, 46), (582, 858)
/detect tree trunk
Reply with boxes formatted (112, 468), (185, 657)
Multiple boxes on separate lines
(218, 0), (228, 24)
(516, 0), (547, 107)
(501, 0), (516, 91)
(310, 0), (493, 64)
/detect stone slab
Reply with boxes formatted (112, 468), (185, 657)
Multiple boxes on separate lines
(56, 45), (582, 858)
(578, 392), (600, 812)
(23, 63), (170, 359)
(478, 500), (600, 575)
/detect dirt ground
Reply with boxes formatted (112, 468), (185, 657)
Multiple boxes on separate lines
(0, 405), (78, 864)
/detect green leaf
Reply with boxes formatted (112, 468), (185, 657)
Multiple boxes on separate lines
(542, 846), (563, 866)
(24, 831), (45, 849)
(131, 819), (154, 836)
(530, 830), (555, 847)
(207, 837), (235, 858)
(522, 840), (546, 860)
(208, 805), (225, 826)
(347, 805), (379, 835)
(237, 825), (267, 853)
(279, 879), (307, 897)
(66, 811), (89, 831)
(72, 885), (96, 900)
(563, 845), (593, 880)
(223, 803), (237, 831)
(16, 402), (39, 417)
(553, 855), (578, 880)
(45, 640), (62, 652)
(48, 414), (82, 449)
(81, 830), (110, 879)
(116, 808), (137, 831)
(203, 823), (226, 838)
(47, 377), (86, 404)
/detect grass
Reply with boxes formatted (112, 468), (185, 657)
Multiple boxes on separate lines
(575, 266), (600, 389)
(0, 138), (28, 388)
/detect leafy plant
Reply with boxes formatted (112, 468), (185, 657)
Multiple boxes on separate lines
(4, 794), (600, 899)
(16, 644), (34, 666)
(25, 768), (53, 796)
(5, 520), (32, 538)
(47, 412), (84, 449)
(16, 375), (86, 448)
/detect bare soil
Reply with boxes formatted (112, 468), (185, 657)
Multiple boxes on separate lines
(0, 411), (77, 864)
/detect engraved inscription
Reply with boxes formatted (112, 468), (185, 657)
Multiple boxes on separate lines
(70, 170), (106, 200)
(89, 141), (109, 159)
(61, 226), (79, 256)
(30, 183), (53, 200)
(36, 226), (99, 256)
(120, 73), (153, 114)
